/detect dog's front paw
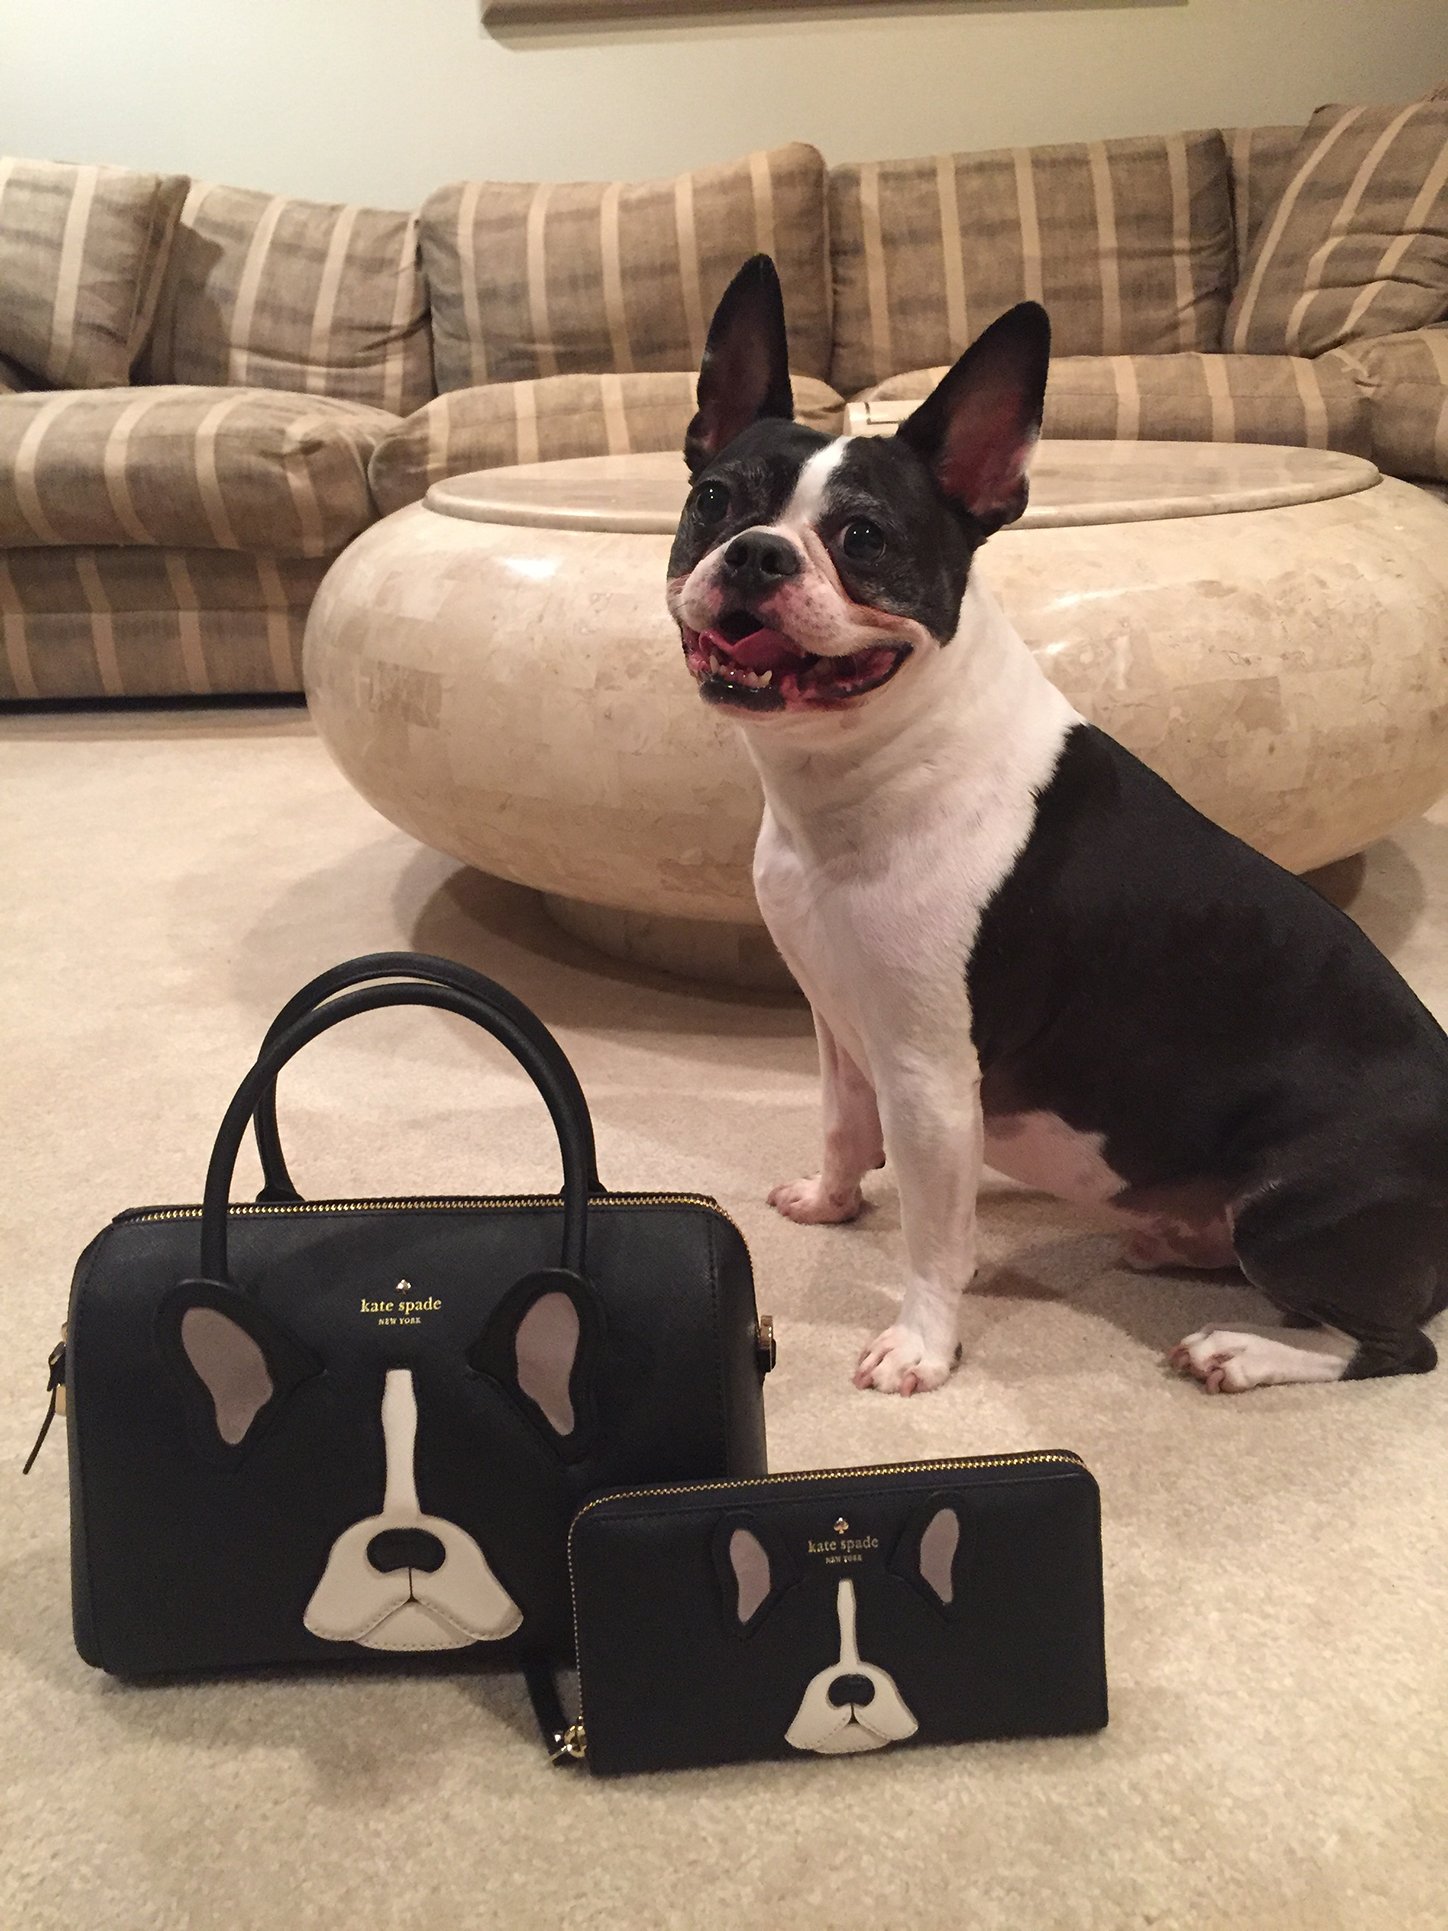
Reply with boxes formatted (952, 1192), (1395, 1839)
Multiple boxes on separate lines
(854, 1326), (955, 1397)
(767, 1175), (864, 1224)
(1168, 1325), (1349, 1393)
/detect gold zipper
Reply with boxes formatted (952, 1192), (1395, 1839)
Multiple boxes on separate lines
(123, 1190), (733, 1221)
(562, 1448), (1086, 1760)
(119, 1191), (753, 1270)
(23, 1195), (758, 1471)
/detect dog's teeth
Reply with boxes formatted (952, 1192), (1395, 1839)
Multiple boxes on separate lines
(758, 669), (772, 687)
(709, 652), (722, 674)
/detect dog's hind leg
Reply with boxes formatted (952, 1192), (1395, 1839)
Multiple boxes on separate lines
(769, 1011), (884, 1224)
(1171, 1186), (1442, 1392)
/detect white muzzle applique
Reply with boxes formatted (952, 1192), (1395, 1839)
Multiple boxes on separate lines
(785, 1578), (919, 1755)
(303, 1368), (521, 1651)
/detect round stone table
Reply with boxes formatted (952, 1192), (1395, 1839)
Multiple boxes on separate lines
(304, 442), (1448, 987)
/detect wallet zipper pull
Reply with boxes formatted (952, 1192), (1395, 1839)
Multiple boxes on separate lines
(549, 1722), (588, 1765)
(22, 1329), (67, 1475)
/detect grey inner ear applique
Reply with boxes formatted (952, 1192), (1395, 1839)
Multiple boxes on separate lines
(919, 1506), (961, 1604)
(729, 1527), (772, 1623)
(179, 1305), (275, 1446)
(514, 1291), (581, 1436)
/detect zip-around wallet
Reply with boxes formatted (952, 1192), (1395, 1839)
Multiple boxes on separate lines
(540, 1450), (1106, 1775)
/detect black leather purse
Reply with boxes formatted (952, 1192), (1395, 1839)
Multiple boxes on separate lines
(538, 1452), (1106, 1774)
(51, 954), (772, 1677)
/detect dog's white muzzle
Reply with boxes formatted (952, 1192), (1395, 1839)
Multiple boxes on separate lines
(303, 1369), (521, 1651)
(785, 1579), (919, 1755)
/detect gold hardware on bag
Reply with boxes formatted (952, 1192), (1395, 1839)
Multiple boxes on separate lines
(22, 1325), (67, 1474)
(551, 1722), (587, 1762)
(755, 1314), (776, 1375)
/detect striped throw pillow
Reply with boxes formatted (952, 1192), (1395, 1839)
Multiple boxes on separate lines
(1226, 100), (1448, 357)
(141, 184), (433, 418)
(420, 144), (831, 391)
(829, 132), (1236, 397)
(0, 158), (189, 388)
(1223, 126), (1306, 278)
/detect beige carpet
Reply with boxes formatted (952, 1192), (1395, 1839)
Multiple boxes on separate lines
(3, 703), (1446, 1931)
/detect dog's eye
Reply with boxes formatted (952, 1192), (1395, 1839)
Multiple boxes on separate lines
(693, 481), (730, 528)
(840, 519), (887, 564)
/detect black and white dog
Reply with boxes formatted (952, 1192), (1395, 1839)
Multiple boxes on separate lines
(667, 255), (1448, 1399)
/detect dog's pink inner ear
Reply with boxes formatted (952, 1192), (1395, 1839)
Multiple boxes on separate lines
(919, 1506), (960, 1605)
(514, 1291), (580, 1436)
(729, 1528), (772, 1623)
(933, 392), (1036, 526)
(180, 1305), (274, 1445)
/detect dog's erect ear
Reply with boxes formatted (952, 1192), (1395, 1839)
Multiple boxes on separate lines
(728, 1527), (773, 1623)
(685, 254), (795, 476)
(896, 301), (1050, 533)
(160, 1282), (321, 1456)
(711, 1513), (793, 1635)
(514, 1288), (581, 1437)
(918, 1505), (961, 1606)
(469, 1269), (600, 1459)
(890, 1496), (971, 1616)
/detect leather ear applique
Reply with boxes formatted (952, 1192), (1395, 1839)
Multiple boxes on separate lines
(889, 1496), (972, 1619)
(159, 1280), (321, 1461)
(711, 1513), (795, 1637)
(468, 1268), (601, 1461)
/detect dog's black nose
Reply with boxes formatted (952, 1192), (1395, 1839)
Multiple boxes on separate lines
(366, 1527), (447, 1574)
(720, 530), (800, 597)
(827, 1672), (875, 1708)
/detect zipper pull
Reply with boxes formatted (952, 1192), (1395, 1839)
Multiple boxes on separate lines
(22, 1329), (66, 1475)
(549, 1721), (587, 1764)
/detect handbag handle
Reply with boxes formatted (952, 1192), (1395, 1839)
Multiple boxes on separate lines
(250, 953), (601, 1200)
(200, 982), (596, 1284)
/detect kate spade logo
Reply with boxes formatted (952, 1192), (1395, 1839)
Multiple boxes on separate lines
(806, 1517), (880, 1568)
(359, 1280), (443, 1328)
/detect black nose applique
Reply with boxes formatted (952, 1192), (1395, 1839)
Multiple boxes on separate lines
(366, 1528), (447, 1574)
(721, 531), (800, 595)
(828, 1673), (876, 1708)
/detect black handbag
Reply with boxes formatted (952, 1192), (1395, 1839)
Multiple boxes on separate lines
(537, 1451), (1106, 1774)
(50, 953), (772, 1677)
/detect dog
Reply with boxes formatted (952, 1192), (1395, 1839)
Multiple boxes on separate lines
(666, 254), (1448, 1398)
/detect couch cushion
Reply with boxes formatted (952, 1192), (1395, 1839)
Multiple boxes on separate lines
(0, 352), (31, 395)
(0, 386), (393, 557)
(420, 144), (831, 392)
(369, 369), (844, 515)
(829, 132), (1236, 397)
(0, 547), (326, 700)
(1223, 126), (1305, 277)
(1226, 100), (1448, 356)
(853, 353), (1369, 456)
(1323, 327), (1448, 480)
(0, 158), (188, 388)
(140, 184), (433, 417)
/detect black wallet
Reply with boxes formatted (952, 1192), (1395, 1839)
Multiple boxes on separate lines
(547, 1451), (1106, 1774)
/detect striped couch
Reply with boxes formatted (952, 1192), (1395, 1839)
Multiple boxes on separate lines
(3, 101), (1446, 702)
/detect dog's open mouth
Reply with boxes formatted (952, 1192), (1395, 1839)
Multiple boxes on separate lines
(682, 611), (910, 711)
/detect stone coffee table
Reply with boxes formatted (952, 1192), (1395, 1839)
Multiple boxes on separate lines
(304, 442), (1448, 987)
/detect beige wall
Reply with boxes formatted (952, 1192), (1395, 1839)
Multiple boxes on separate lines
(2, 0), (1446, 206)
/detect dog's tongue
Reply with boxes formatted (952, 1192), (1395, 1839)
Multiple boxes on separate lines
(700, 625), (802, 672)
